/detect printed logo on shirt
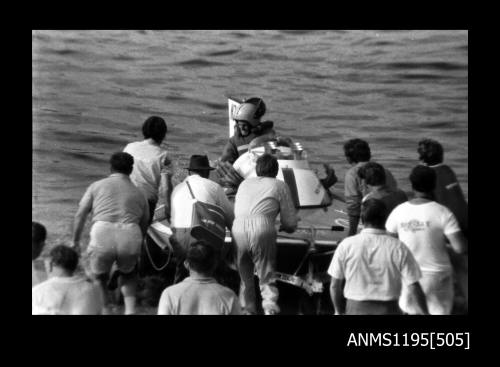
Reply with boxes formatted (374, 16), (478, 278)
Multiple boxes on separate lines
(400, 220), (429, 233)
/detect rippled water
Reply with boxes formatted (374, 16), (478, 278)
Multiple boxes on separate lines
(32, 30), (468, 242)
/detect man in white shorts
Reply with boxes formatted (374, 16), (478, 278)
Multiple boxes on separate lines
(386, 165), (468, 315)
(72, 152), (150, 315)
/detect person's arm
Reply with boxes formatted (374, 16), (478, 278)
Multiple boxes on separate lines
(347, 215), (360, 237)
(278, 183), (298, 233)
(446, 231), (468, 255)
(72, 189), (93, 253)
(327, 244), (346, 315)
(230, 296), (242, 315)
(442, 208), (468, 255)
(163, 172), (173, 221)
(330, 277), (346, 315)
(345, 168), (362, 236)
(215, 160), (244, 191)
(406, 282), (429, 315)
(220, 140), (238, 164)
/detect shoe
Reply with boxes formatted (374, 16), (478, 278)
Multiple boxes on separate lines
(264, 309), (279, 315)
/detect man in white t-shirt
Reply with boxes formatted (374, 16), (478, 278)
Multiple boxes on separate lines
(158, 240), (241, 315)
(32, 245), (103, 315)
(386, 165), (467, 315)
(328, 199), (427, 315)
(170, 155), (234, 283)
(124, 116), (171, 221)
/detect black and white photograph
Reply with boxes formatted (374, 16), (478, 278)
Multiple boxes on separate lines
(32, 30), (468, 323)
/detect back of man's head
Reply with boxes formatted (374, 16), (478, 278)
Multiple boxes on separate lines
(344, 138), (371, 164)
(361, 199), (388, 228)
(49, 245), (79, 274)
(409, 165), (436, 193)
(417, 138), (444, 166)
(256, 154), (279, 178)
(186, 241), (218, 276)
(359, 161), (386, 186)
(110, 152), (134, 175)
(32, 221), (47, 260)
(142, 116), (167, 144)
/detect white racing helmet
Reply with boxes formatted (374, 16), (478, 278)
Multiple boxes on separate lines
(233, 102), (261, 127)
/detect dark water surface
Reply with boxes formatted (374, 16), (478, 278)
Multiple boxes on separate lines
(33, 30), (468, 243)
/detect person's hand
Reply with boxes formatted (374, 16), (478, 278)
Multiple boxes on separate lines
(278, 225), (295, 233)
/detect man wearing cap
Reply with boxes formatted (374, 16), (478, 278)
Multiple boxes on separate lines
(72, 152), (150, 315)
(220, 97), (275, 164)
(170, 155), (235, 283)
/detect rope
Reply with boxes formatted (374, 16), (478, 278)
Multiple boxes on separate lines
(144, 237), (171, 272)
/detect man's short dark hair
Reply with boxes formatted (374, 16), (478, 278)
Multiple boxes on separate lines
(361, 199), (388, 228)
(359, 162), (386, 186)
(32, 222), (47, 260)
(49, 245), (79, 273)
(142, 116), (167, 144)
(417, 139), (444, 166)
(110, 152), (134, 175)
(256, 154), (279, 178)
(186, 241), (218, 275)
(344, 139), (371, 164)
(409, 165), (437, 193)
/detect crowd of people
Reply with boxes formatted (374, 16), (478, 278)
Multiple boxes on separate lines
(32, 97), (468, 315)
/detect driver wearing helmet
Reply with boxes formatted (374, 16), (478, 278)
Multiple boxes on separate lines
(220, 97), (275, 164)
